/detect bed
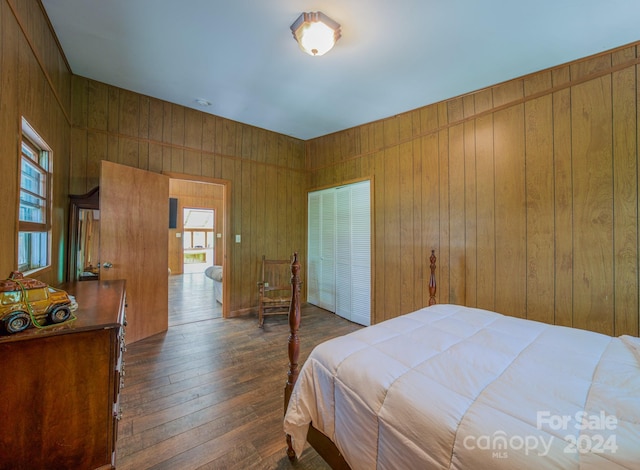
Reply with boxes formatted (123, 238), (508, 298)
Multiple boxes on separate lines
(204, 265), (223, 304)
(282, 252), (640, 469)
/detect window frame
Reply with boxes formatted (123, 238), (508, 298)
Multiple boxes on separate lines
(17, 118), (53, 275)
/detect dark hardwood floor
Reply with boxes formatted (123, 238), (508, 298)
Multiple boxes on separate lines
(169, 273), (222, 327)
(116, 275), (361, 469)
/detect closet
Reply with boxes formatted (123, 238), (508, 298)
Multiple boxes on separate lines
(307, 180), (371, 326)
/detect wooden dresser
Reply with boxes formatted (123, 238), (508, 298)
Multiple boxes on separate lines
(0, 280), (126, 470)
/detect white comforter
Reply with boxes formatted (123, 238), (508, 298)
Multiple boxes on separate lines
(284, 304), (640, 469)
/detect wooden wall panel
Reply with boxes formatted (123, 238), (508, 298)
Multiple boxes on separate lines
(411, 136), (424, 310)
(399, 140), (414, 314)
(552, 67), (573, 328)
(571, 76), (614, 335)
(308, 41), (640, 336)
(448, 123), (465, 305)
(382, 144), (400, 322)
(494, 104), (527, 318)
(69, 75), (306, 315)
(612, 57), (639, 337)
(474, 113), (496, 312)
(421, 134), (440, 307)
(6, 1), (640, 335)
(0, 0), (72, 286)
(523, 74), (554, 325)
(463, 107), (477, 307)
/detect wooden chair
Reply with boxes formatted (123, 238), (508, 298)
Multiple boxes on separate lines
(257, 255), (292, 327)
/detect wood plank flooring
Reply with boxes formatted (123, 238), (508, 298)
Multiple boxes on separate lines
(116, 275), (361, 469)
(169, 273), (222, 327)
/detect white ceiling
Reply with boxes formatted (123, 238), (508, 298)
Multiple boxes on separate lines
(42, 0), (640, 140)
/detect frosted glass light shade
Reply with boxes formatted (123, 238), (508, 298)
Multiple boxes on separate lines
(290, 12), (341, 56)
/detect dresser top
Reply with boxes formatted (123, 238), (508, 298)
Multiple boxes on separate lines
(0, 279), (125, 343)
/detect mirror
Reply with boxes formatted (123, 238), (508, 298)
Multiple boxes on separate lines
(68, 187), (100, 281)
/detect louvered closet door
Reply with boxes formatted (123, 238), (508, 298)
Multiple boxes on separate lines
(308, 181), (370, 326)
(335, 187), (352, 320)
(349, 181), (371, 326)
(318, 190), (336, 312)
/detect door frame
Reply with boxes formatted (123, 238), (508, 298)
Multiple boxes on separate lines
(164, 172), (231, 319)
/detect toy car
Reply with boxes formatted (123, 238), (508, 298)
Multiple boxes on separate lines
(0, 272), (73, 334)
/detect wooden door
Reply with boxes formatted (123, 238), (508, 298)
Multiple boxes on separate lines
(100, 161), (169, 343)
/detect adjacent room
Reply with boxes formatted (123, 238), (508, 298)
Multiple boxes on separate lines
(1, 0), (639, 468)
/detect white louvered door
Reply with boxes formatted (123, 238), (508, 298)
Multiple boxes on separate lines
(319, 189), (336, 311)
(308, 180), (370, 326)
(348, 181), (371, 326)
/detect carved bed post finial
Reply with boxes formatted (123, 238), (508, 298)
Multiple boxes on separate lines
(429, 249), (437, 306)
(285, 252), (301, 460)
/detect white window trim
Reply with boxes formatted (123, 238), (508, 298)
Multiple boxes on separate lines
(18, 117), (53, 275)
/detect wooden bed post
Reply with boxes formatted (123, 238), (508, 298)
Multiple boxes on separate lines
(429, 249), (437, 306)
(283, 252), (436, 469)
(285, 252), (301, 460)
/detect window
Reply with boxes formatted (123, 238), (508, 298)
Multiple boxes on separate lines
(182, 208), (215, 249)
(18, 118), (52, 274)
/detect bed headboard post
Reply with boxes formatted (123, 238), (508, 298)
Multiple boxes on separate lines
(285, 252), (301, 408)
(429, 249), (437, 306)
(285, 252), (302, 460)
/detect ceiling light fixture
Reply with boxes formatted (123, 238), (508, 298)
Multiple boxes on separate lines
(290, 12), (341, 56)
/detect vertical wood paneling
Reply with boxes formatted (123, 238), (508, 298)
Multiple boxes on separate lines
(464, 116), (477, 307)
(139, 95), (150, 140)
(448, 123), (465, 304)
(119, 90), (139, 136)
(421, 133), (440, 307)
(412, 130), (424, 309)
(571, 76), (614, 335)
(6, 4), (640, 334)
(68, 79), (306, 315)
(524, 73), (555, 324)
(241, 159), (254, 306)
(612, 57), (638, 336)
(70, 127), (87, 192)
(383, 144), (400, 321)
(399, 139), (414, 313)
(437, 103), (450, 303)
(474, 113), (496, 311)
(552, 66), (573, 327)
(373, 150), (386, 324)
(88, 80), (108, 130)
(493, 103), (527, 317)
(0, 0), (20, 279)
(1, 0), (72, 286)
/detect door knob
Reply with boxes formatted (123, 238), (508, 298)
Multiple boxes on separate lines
(102, 262), (113, 269)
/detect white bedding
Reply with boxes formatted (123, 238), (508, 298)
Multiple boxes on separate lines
(284, 304), (640, 469)
(204, 265), (223, 304)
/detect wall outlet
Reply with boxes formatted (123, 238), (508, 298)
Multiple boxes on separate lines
(235, 234), (241, 243)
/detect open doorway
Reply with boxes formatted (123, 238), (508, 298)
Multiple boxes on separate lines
(167, 177), (227, 327)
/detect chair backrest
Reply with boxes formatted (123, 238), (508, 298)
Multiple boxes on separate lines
(260, 255), (291, 291)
